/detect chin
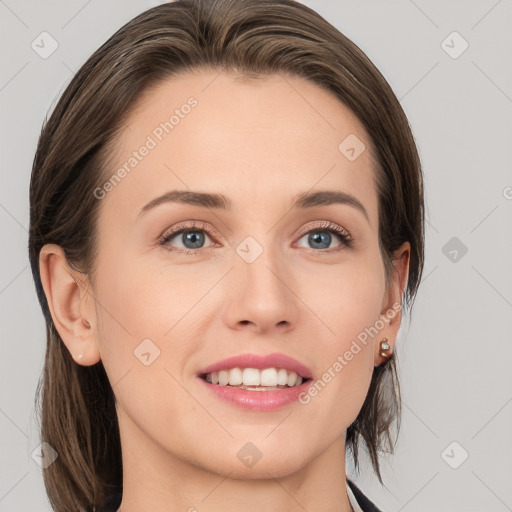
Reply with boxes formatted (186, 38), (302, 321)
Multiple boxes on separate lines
(195, 442), (313, 480)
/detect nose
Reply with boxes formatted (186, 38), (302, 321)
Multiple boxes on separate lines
(223, 243), (300, 334)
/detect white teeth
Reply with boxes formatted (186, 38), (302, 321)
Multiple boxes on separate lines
(286, 371), (298, 387)
(203, 367), (306, 388)
(228, 367), (243, 386)
(277, 368), (288, 386)
(218, 370), (229, 386)
(260, 368), (277, 387)
(242, 368), (260, 386)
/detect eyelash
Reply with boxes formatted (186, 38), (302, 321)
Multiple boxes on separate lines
(159, 220), (353, 255)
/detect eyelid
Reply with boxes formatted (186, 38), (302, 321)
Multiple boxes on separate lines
(294, 220), (351, 240)
(159, 220), (220, 244)
(159, 219), (352, 252)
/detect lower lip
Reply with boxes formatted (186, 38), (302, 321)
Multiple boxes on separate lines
(198, 377), (312, 411)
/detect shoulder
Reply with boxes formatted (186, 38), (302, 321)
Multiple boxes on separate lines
(347, 478), (384, 512)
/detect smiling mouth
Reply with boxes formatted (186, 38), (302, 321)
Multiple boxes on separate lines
(199, 367), (311, 390)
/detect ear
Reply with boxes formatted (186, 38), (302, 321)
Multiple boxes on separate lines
(374, 241), (410, 367)
(39, 244), (101, 366)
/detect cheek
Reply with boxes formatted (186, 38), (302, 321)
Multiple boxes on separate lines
(293, 262), (382, 439)
(94, 252), (206, 340)
(293, 251), (384, 401)
(92, 252), (216, 388)
(92, 260), (205, 440)
(296, 250), (386, 341)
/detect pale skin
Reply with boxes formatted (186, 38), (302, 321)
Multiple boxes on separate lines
(39, 70), (410, 512)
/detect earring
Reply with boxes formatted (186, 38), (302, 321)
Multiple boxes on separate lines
(77, 353), (84, 361)
(380, 337), (391, 358)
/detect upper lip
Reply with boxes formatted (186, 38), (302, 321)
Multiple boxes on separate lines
(198, 352), (313, 379)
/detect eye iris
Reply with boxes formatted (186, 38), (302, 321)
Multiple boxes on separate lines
(183, 231), (205, 249)
(309, 231), (331, 249)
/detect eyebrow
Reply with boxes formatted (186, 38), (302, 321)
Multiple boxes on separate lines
(138, 189), (369, 222)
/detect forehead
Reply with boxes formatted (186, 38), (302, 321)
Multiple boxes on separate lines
(100, 70), (379, 226)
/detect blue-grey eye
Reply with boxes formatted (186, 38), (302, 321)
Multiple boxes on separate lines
(162, 229), (212, 250)
(296, 229), (346, 250)
(180, 230), (206, 249)
(308, 231), (331, 249)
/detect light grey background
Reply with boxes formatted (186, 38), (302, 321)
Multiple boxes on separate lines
(1, 0), (511, 511)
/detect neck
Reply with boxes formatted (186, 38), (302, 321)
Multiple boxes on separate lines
(116, 408), (354, 512)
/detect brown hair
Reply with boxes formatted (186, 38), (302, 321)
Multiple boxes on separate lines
(28, 0), (424, 510)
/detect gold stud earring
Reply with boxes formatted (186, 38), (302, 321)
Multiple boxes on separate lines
(380, 337), (391, 358)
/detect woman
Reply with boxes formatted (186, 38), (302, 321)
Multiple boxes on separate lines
(29, 0), (424, 510)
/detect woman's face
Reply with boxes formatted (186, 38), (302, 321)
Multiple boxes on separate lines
(85, 71), (407, 479)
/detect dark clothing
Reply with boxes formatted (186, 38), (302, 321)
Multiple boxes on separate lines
(347, 478), (384, 512)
